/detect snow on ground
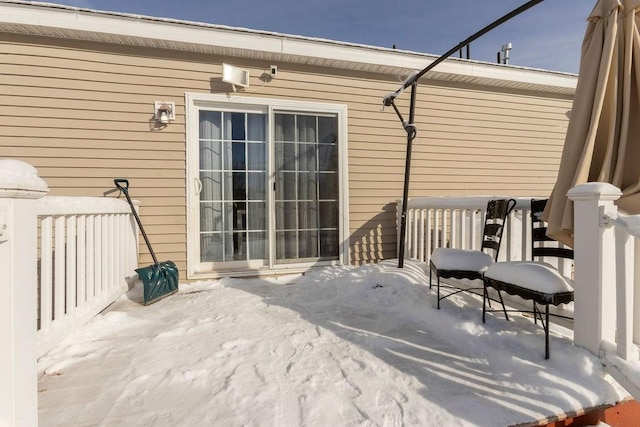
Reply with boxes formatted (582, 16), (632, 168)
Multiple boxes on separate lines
(37, 260), (628, 426)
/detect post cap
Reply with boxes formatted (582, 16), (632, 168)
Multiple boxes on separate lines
(0, 159), (48, 198)
(567, 182), (622, 202)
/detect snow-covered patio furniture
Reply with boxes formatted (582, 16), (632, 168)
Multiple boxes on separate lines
(483, 198), (574, 359)
(429, 198), (516, 309)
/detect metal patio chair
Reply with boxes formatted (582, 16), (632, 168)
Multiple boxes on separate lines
(482, 198), (574, 359)
(429, 198), (516, 309)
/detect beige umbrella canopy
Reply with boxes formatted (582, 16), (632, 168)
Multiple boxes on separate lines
(544, 0), (640, 247)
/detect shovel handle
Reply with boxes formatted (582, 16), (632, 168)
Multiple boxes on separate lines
(113, 178), (159, 266)
(114, 178), (129, 192)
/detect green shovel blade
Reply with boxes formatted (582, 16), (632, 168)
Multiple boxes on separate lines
(135, 261), (179, 305)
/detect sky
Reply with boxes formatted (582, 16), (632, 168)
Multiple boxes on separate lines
(37, 259), (629, 426)
(38, 0), (596, 74)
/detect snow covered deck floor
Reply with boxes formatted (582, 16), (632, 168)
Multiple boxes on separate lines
(37, 260), (629, 426)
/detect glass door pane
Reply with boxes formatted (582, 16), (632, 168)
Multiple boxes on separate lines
(199, 110), (267, 264)
(274, 113), (339, 263)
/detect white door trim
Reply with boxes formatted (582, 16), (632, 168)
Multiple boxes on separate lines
(185, 93), (349, 279)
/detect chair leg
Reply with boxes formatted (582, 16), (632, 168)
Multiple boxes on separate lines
(545, 304), (550, 360)
(429, 265), (433, 289)
(482, 284), (487, 323)
(437, 275), (441, 309)
(497, 290), (509, 321)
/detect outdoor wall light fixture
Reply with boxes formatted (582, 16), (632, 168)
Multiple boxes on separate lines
(154, 101), (175, 124)
(222, 63), (250, 91)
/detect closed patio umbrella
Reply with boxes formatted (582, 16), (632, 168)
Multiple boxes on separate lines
(544, 0), (640, 247)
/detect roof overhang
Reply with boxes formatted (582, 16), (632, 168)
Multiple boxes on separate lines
(0, 0), (577, 96)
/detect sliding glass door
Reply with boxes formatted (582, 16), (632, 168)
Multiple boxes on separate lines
(188, 95), (346, 276)
(274, 113), (339, 262)
(198, 110), (267, 266)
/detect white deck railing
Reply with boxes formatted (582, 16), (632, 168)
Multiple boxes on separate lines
(398, 186), (640, 400)
(36, 196), (139, 358)
(1, 160), (141, 424)
(568, 183), (640, 400)
(398, 196), (572, 276)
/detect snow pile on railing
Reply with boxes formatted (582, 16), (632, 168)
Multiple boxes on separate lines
(37, 195), (130, 215)
(0, 158), (48, 193)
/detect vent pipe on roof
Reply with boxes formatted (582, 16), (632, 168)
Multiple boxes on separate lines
(498, 42), (512, 64)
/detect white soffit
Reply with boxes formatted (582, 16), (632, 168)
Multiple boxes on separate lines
(0, 0), (577, 95)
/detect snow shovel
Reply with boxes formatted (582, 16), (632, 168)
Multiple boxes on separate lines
(114, 178), (179, 305)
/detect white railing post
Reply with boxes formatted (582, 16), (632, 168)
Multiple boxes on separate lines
(0, 160), (48, 427)
(568, 182), (622, 356)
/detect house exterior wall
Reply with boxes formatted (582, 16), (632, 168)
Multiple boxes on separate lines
(0, 33), (573, 275)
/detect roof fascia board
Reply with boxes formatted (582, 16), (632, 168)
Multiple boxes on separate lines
(0, 1), (577, 93)
(1, 1), (284, 52)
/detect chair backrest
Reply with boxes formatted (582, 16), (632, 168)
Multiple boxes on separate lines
(530, 199), (574, 260)
(480, 198), (517, 261)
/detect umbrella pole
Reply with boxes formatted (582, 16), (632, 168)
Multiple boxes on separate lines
(398, 82), (418, 268)
(388, 0), (544, 268)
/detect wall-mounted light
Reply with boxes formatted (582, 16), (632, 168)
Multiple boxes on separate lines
(222, 63), (250, 91)
(154, 101), (175, 124)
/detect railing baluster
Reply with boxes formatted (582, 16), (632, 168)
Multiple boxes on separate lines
(503, 209), (514, 262)
(107, 214), (115, 290)
(615, 226), (636, 360)
(442, 209), (448, 249)
(94, 214), (102, 296)
(117, 214), (124, 287)
(54, 216), (65, 320)
(128, 212), (137, 274)
(426, 209), (432, 258)
(40, 217), (53, 332)
(469, 209), (477, 250)
(521, 209), (529, 261)
(433, 209), (441, 250)
(405, 209), (412, 259)
(102, 214), (109, 294)
(460, 209), (467, 249)
(419, 209), (425, 262)
(122, 214), (128, 285)
(77, 215), (86, 308)
(65, 215), (77, 315)
(412, 209), (418, 260)
(86, 215), (95, 300)
(449, 209), (456, 249)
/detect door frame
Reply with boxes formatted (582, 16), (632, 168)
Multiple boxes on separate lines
(185, 92), (349, 279)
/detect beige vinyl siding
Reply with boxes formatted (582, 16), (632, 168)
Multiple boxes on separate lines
(349, 83), (572, 262)
(0, 33), (573, 271)
(1, 36), (190, 268)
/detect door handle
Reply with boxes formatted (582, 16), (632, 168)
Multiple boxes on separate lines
(194, 177), (203, 195)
